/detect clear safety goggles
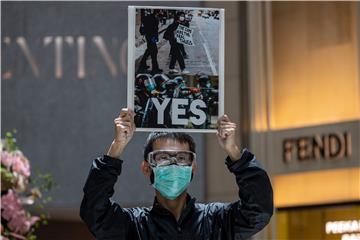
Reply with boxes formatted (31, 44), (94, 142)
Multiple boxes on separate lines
(147, 150), (196, 167)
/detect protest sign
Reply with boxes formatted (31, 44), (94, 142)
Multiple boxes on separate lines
(128, 6), (224, 132)
(176, 24), (195, 46)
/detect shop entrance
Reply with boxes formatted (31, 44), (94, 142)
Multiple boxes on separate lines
(277, 204), (360, 240)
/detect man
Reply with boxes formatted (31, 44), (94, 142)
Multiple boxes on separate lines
(179, 13), (191, 59)
(164, 12), (190, 74)
(80, 108), (273, 239)
(138, 10), (163, 75)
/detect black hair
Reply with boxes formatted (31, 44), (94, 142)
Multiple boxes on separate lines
(143, 132), (196, 161)
(174, 11), (185, 21)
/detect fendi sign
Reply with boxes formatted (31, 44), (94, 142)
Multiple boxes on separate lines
(283, 132), (352, 163)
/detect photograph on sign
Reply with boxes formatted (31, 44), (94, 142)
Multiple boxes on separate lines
(128, 6), (224, 132)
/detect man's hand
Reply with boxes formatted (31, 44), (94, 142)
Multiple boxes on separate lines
(217, 115), (241, 161)
(107, 108), (136, 158)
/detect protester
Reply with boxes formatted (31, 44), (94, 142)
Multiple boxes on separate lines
(164, 12), (190, 74)
(179, 13), (191, 59)
(80, 108), (274, 239)
(138, 9), (163, 74)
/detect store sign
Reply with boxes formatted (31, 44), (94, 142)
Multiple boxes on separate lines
(326, 220), (360, 240)
(283, 132), (352, 163)
(2, 36), (128, 80)
(268, 120), (359, 174)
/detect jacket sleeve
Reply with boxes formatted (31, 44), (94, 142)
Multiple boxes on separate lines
(165, 22), (179, 42)
(207, 149), (274, 240)
(80, 155), (132, 239)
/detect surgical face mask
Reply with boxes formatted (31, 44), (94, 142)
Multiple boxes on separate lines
(179, 16), (185, 22)
(152, 165), (192, 200)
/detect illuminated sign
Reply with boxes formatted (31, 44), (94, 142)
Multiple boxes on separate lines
(326, 220), (360, 240)
(283, 132), (352, 163)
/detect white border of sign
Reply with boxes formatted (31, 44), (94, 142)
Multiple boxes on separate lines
(128, 5), (225, 133)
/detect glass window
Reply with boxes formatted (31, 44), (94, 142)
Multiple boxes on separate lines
(277, 204), (360, 240)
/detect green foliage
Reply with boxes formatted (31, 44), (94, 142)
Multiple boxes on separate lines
(4, 129), (19, 152)
(1, 166), (15, 191)
(32, 172), (54, 192)
(1, 166), (15, 181)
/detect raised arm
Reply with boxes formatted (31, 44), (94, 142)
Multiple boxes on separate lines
(106, 108), (136, 158)
(209, 115), (274, 239)
(80, 108), (136, 239)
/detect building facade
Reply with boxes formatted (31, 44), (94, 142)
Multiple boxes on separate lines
(204, 2), (360, 240)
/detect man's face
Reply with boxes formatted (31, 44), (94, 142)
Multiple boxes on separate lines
(178, 14), (185, 22)
(141, 138), (197, 182)
(140, 138), (197, 200)
(144, 138), (196, 171)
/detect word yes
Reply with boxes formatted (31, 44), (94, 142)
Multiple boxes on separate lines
(152, 98), (206, 126)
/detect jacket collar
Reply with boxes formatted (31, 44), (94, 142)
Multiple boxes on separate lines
(150, 194), (196, 223)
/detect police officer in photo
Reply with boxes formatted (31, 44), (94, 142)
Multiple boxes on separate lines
(80, 108), (274, 239)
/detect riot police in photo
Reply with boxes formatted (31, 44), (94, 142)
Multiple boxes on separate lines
(195, 74), (219, 129)
(134, 73), (160, 127)
(134, 72), (219, 129)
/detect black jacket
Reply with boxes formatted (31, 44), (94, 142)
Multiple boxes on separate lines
(164, 22), (179, 43)
(80, 149), (273, 240)
(143, 14), (159, 38)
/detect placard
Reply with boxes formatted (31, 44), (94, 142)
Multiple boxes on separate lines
(128, 6), (224, 132)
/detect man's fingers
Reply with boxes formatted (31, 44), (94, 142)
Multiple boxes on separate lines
(121, 114), (132, 121)
(223, 128), (236, 134)
(116, 121), (132, 127)
(217, 115), (227, 123)
(128, 109), (136, 118)
(218, 129), (235, 139)
(219, 127), (236, 133)
(218, 123), (237, 131)
(115, 120), (132, 129)
(216, 131), (223, 140)
(119, 108), (129, 117)
(115, 120), (135, 136)
(220, 126), (236, 131)
(115, 114), (134, 123)
(119, 108), (135, 119)
(218, 116), (236, 127)
(217, 122), (236, 138)
(219, 118), (235, 124)
(216, 130), (224, 139)
(219, 122), (236, 127)
(113, 108), (136, 147)
(218, 114), (230, 122)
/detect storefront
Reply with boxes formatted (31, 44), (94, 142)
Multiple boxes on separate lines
(246, 2), (360, 239)
(278, 204), (360, 240)
(271, 121), (360, 240)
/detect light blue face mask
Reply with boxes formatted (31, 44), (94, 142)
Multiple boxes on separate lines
(152, 165), (192, 200)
